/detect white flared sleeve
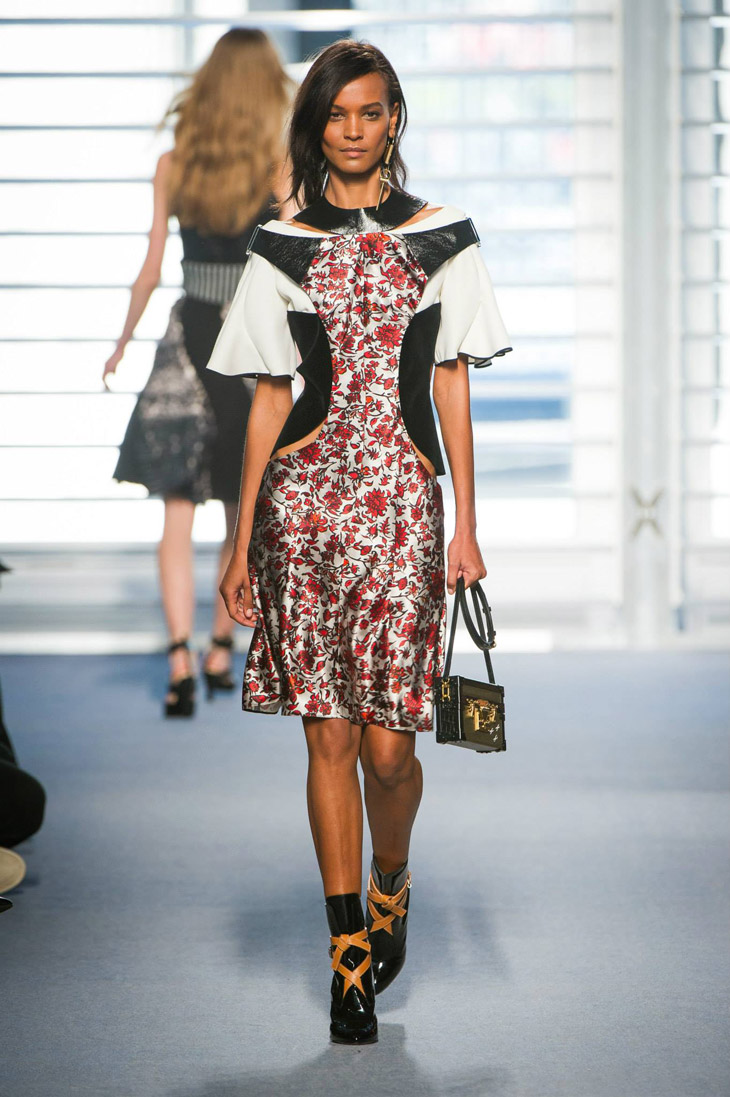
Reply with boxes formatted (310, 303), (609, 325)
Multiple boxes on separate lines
(206, 251), (298, 379)
(434, 243), (512, 368)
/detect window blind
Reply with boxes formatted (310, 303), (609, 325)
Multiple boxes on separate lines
(0, 1), (624, 647)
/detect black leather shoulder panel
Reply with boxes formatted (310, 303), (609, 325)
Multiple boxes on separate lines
(249, 226), (322, 285)
(400, 218), (479, 278)
(293, 190), (427, 234)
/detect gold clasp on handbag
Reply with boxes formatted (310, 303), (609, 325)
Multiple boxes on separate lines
(440, 679), (451, 702)
(463, 697), (499, 732)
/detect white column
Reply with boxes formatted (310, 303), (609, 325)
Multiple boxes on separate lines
(620, 0), (680, 645)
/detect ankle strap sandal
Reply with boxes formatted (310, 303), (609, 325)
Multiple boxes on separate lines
(165, 639), (195, 718)
(366, 872), (411, 935)
(204, 635), (236, 700)
(329, 929), (372, 1002)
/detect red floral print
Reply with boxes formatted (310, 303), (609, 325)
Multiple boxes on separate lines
(364, 489), (388, 517)
(242, 232), (446, 733)
(374, 322), (402, 352)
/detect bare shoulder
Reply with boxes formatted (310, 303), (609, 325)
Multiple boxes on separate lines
(150, 151), (174, 227)
(284, 218), (323, 234)
(154, 150), (174, 182)
(417, 202), (444, 219)
(399, 202), (444, 229)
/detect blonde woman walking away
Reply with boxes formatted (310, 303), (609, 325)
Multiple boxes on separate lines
(105, 29), (293, 717)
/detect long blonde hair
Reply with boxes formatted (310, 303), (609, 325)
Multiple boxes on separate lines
(163, 28), (292, 235)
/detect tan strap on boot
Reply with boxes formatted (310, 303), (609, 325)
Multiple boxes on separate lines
(329, 928), (372, 1001)
(366, 871), (411, 935)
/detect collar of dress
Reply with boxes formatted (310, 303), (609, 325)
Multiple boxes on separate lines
(292, 189), (428, 235)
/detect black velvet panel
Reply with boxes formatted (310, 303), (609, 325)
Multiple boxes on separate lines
(401, 218), (479, 278)
(249, 227), (323, 285)
(271, 312), (333, 454)
(270, 307), (447, 474)
(398, 304), (445, 476)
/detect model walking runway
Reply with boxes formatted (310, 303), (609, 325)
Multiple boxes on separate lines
(212, 197), (508, 731)
(208, 38), (511, 1044)
(104, 28), (293, 716)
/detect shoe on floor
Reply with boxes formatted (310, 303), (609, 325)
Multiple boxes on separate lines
(326, 892), (378, 1044)
(0, 847), (26, 893)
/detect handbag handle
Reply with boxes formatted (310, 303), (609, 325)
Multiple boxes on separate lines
(442, 576), (497, 684)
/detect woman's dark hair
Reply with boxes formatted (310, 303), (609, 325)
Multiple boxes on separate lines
(288, 39), (408, 208)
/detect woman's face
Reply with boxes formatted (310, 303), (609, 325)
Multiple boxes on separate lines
(321, 72), (398, 180)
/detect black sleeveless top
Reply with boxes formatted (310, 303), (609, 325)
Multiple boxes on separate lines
(179, 197), (277, 262)
(179, 197), (277, 304)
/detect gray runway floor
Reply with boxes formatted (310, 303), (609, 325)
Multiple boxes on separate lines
(0, 651), (728, 1097)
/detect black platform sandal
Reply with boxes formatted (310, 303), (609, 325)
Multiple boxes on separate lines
(165, 639), (195, 718)
(326, 893), (378, 1045)
(366, 858), (411, 995)
(203, 635), (236, 700)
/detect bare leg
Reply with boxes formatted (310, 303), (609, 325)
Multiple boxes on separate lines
(359, 724), (423, 874)
(206, 502), (237, 674)
(303, 717), (364, 895)
(158, 497), (196, 684)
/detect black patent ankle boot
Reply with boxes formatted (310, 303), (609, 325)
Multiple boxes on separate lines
(325, 892), (378, 1045)
(366, 857), (411, 995)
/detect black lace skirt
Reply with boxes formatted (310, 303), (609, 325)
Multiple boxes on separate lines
(114, 296), (252, 504)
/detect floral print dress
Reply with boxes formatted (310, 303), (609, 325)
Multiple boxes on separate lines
(207, 193), (511, 733)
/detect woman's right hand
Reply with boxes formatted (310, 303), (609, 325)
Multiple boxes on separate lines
(219, 546), (259, 628)
(102, 345), (124, 390)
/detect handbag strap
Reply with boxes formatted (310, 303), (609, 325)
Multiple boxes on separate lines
(442, 577), (497, 684)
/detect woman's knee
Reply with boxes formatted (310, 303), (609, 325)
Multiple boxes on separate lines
(361, 734), (417, 790)
(304, 718), (361, 768)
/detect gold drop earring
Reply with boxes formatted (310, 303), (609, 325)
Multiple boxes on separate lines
(376, 135), (395, 210)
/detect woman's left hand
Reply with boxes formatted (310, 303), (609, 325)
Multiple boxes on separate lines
(446, 530), (487, 594)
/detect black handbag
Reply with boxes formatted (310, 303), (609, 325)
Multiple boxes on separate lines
(435, 576), (506, 753)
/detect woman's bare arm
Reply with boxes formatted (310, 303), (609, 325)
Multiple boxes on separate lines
(220, 375), (294, 625)
(432, 356), (487, 593)
(102, 151), (172, 387)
